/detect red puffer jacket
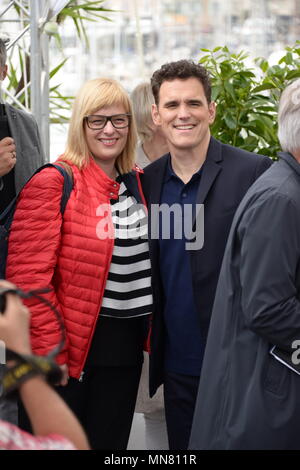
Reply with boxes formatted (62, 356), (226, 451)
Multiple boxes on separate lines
(6, 157), (146, 379)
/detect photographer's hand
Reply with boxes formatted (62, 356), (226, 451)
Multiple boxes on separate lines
(0, 280), (31, 355)
(0, 280), (89, 449)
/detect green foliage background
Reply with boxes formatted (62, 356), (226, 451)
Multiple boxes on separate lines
(199, 42), (300, 159)
(5, 0), (300, 155)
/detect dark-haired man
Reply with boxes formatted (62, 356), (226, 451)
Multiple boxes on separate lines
(0, 38), (44, 212)
(141, 59), (272, 449)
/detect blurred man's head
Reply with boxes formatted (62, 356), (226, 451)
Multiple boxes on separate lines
(0, 38), (8, 81)
(278, 78), (300, 159)
(131, 82), (156, 144)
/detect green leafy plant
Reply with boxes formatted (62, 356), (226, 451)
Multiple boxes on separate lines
(5, 0), (116, 122)
(57, 0), (115, 47)
(199, 42), (300, 159)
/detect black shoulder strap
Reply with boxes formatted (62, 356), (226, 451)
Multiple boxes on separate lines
(0, 163), (73, 226)
(50, 164), (73, 214)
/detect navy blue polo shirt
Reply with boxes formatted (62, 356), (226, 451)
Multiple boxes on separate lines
(159, 156), (205, 376)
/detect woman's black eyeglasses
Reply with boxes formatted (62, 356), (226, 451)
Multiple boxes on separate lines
(84, 114), (131, 130)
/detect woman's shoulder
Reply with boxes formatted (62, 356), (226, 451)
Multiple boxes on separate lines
(27, 165), (65, 189)
(17, 165), (70, 204)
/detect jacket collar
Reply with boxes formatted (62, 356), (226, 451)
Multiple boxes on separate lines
(5, 104), (18, 143)
(195, 136), (223, 204)
(146, 137), (224, 205)
(146, 153), (169, 205)
(164, 154), (203, 183)
(121, 170), (145, 204)
(278, 151), (300, 177)
(83, 156), (120, 200)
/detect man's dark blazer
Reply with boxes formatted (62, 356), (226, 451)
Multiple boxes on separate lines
(141, 136), (272, 396)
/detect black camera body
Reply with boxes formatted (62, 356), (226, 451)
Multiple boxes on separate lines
(0, 288), (18, 313)
(0, 289), (8, 313)
(0, 296), (5, 313)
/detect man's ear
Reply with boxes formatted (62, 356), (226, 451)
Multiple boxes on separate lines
(151, 103), (161, 126)
(208, 101), (216, 125)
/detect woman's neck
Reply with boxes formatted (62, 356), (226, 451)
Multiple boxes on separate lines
(92, 155), (117, 180)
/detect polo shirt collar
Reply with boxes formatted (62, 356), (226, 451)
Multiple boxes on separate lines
(164, 153), (203, 183)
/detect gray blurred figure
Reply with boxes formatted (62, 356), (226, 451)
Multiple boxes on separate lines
(0, 37), (44, 213)
(0, 37), (44, 425)
(189, 78), (300, 450)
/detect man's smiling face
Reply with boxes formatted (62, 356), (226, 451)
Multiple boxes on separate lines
(152, 77), (216, 155)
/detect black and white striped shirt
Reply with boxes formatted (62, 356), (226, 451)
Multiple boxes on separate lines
(100, 179), (153, 319)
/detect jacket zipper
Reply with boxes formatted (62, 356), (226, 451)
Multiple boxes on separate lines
(76, 212), (115, 380)
(76, 170), (147, 379)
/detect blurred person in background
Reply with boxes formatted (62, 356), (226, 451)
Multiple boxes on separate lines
(132, 82), (169, 169)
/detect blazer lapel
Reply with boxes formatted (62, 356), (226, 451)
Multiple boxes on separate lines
(5, 104), (21, 192)
(196, 137), (223, 204)
(146, 155), (168, 266)
(121, 172), (142, 203)
(5, 104), (19, 147)
(148, 154), (169, 206)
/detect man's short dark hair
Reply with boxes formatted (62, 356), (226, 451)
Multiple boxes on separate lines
(151, 59), (212, 105)
(0, 38), (8, 68)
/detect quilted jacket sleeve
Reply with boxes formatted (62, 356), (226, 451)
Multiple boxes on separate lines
(6, 167), (69, 364)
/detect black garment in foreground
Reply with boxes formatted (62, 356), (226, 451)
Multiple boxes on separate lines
(18, 316), (145, 449)
(18, 363), (142, 450)
(164, 371), (199, 450)
(56, 364), (142, 450)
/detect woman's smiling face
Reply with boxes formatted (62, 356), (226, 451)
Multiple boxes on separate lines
(84, 104), (129, 167)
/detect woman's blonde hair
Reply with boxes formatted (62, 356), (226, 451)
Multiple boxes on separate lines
(131, 82), (155, 144)
(64, 78), (137, 173)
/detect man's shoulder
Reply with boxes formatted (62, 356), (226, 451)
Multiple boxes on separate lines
(260, 158), (300, 203)
(238, 158), (300, 215)
(5, 104), (36, 124)
(219, 139), (270, 166)
(141, 154), (169, 196)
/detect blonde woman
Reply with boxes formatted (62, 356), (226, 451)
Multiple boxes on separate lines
(6, 78), (152, 450)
